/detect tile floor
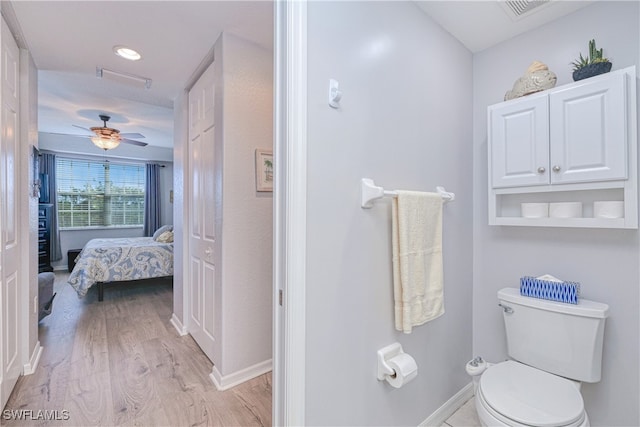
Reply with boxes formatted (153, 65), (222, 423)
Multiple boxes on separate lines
(442, 396), (482, 427)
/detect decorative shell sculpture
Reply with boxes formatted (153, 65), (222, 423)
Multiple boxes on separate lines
(504, 61), (557, 101)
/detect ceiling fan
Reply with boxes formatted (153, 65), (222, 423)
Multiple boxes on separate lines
(72, 114), (148, 150)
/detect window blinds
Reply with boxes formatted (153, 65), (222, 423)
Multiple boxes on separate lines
(56, 158), (145, 228)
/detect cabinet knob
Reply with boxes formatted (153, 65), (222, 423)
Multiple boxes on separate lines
(552, 165), (561, 172)
(537, 167), (546, 174)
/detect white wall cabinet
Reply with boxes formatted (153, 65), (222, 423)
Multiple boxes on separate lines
(488, 66), (637, 228)
(491, 70), (627, 188)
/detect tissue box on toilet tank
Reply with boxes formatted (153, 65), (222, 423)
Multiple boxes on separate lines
(520, 275), (581, 304)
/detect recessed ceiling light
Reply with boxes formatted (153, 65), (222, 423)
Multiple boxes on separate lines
(113, 45), (141, 61)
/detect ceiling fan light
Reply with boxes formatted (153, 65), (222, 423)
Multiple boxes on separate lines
(91, 134), (121, 150)
(113, 45), (141, 61)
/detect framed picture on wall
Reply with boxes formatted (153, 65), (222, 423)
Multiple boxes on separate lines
(255, 149), (273, 192)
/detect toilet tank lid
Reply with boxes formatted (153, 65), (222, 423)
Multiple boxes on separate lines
(498, 288), (609, 318)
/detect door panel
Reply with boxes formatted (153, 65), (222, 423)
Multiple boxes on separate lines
(0, 17), (21, 410)
(3, 106), (16, 245)
(202, 127), (215, 240)
(3, 273), (18, 373)
(190, 258), (201, 328)
(203, 263), (215, 340)
(190, 135), (201, 238)
(187, 62), (216, 362)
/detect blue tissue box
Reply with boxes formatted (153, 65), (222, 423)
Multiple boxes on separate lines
(520, 276), (581, 304)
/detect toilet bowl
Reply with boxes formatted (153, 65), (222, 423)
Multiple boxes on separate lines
(474, 361), (589, 427)
(471, 288), (608, 426)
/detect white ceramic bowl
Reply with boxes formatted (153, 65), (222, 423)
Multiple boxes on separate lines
(594, 201), (624, 218)
(521, 202), (549, 218)
(549, 202), (583, 218)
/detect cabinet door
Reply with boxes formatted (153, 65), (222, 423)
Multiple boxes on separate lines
(549, 73), (627, 184)
(489, 94), (549, 188)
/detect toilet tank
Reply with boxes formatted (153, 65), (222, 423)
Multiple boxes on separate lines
(498, 287), (608, 383)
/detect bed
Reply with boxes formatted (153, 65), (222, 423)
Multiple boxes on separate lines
(68, 236), (173, 301)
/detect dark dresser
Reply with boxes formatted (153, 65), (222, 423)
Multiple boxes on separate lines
(38, 204), (54, 273)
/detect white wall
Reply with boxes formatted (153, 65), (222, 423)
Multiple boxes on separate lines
(213, 33), (274, 377)
(38, 132), (174, 270)
(304, 2), (473, 424)
(472, 2), (640, 425)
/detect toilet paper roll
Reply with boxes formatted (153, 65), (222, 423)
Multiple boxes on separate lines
(521, 202), (549, 218)
(549, 202), (582, 218)
(594, 201), (624, 219)
(385, 353), (418, 388)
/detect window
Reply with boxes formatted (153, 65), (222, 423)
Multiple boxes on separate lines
(56, 158), (145, 228)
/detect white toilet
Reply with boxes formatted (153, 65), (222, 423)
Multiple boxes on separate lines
(474, 287), (608, 427)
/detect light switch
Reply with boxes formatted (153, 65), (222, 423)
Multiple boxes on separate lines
(329, 79), (342, 109)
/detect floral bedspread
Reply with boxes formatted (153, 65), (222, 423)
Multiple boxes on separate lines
(68, 237), (173, 298)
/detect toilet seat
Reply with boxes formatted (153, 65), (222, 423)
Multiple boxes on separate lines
(477, 361), (586, 427)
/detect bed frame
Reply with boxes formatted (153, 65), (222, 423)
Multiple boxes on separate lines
(96, 276), (173, 301)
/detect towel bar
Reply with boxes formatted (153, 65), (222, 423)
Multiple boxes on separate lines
(361, 178), (455, 209)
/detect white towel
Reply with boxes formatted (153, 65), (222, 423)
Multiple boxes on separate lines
(392, 191), (444, 334)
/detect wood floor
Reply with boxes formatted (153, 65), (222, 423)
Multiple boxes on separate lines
(3, 273), (271, 426)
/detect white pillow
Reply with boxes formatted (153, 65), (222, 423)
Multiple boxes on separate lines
(156, 230), (174, 243)
(153, 225), (173, 240)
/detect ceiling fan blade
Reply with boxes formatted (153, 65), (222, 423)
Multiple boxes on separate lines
(42, 131), (92, 138)
(72, 124), (92, 132)
(121, 138), (148, 147)
(119, 132), (145, 139)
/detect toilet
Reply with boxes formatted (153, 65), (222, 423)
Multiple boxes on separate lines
(474, 287), (608, 427)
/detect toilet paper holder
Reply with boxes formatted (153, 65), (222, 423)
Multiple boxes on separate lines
(377, 342), (410, 380)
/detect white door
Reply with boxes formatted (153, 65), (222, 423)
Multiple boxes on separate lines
(489, 93), (549, 188)
(550, 73), (627, 184)
(0, 17), (21, 409)
(187, 62), (216, 361)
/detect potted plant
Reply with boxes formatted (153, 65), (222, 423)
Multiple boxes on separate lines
(571, 39), (612, 81)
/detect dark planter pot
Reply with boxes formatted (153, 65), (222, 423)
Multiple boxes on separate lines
(572, 62), (613, 81)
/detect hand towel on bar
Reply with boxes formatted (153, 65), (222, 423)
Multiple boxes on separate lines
(392, 190), (444, 333)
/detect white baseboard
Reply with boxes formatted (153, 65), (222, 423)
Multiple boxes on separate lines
(23, 341), (43, 375)
(169, 313), (188, 336)
(52, 265), (67, 272)
(210, 359), (272, 391)
(420, 382), (474, 427)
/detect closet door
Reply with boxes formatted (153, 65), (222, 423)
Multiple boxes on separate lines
(0, 17), (21, 409)
(187, 62), (216, 361)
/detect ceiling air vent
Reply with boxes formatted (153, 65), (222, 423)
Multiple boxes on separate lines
(500, 0), (551, 20)
(96, 67), (152, 90)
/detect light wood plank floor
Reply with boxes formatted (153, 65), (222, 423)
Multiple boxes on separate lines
(3, 272), (271, 427)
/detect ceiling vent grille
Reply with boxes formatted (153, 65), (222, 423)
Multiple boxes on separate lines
(501, 0), (551, 20)
(96, 67), (152, 90)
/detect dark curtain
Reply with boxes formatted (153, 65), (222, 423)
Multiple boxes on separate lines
(40, 153), (62, 261)
(144, 163), (161, 236)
